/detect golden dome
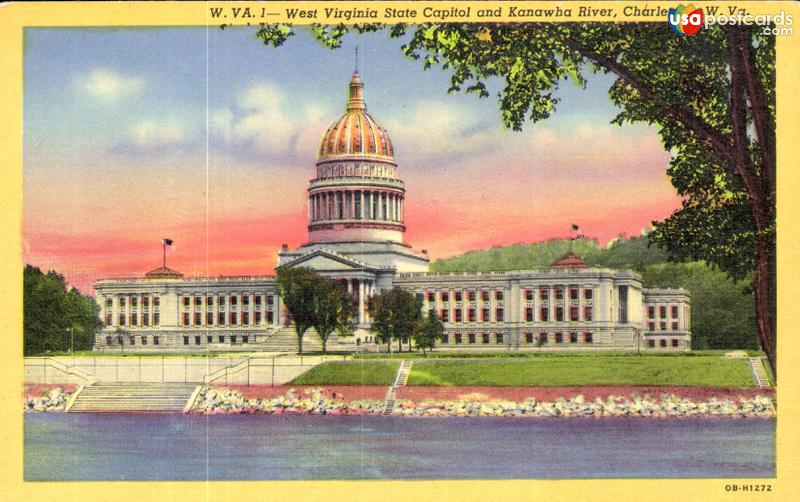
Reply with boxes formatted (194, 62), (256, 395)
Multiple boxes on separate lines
(317, 73), (395, 160)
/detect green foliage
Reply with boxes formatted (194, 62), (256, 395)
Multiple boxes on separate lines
(368, 287), (423, 352)
(23, 265), (101, 355)
(276, 267), (320, 354)
(414, 310), (444, 354)
(312, 279), (357, 353)
(406, 357), (754, 387)
(289, 360), (400, 386)
(641, 262), (758, 350)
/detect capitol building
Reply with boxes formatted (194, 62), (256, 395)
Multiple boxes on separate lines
(93, 73), (691, 353)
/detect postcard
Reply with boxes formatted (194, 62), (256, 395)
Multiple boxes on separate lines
(3, 1), (799, 500)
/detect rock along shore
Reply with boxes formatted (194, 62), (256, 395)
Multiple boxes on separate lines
(189, 386), (776, 419)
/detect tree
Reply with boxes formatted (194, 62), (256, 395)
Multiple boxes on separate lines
(368, 287), (423, 353)
(256, 22), (776, 375)
(414, 310), (444, 355)
(23, 265), (101, 355)
(275, 267), (319, 354)
(312, 278), (357, 353)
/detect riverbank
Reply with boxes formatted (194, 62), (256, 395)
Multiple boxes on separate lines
(189, 385), (776, 418)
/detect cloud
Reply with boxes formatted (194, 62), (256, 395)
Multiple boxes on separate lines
(74, 68), (145, 101)
(130, 120), (187, 147)
(211, 83), (331, 160)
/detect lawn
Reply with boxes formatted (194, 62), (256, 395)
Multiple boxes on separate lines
(289, 361), (400, 386)
(352, 350), (766, 360)
(405, 357), (755, 387)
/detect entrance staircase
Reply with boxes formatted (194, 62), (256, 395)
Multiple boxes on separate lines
(748, 357), (771, 388)
(383, 360), (413, 415)
(255, 326), (340, 352)
(66, 383), (198, 413)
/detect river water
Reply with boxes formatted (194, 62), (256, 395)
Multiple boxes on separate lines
(24, 413), (774, 480)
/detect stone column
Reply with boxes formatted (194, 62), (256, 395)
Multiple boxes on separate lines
(274, 292), (281, 326)
(359, 191), (365, 219)
(358, 280), (365, 325)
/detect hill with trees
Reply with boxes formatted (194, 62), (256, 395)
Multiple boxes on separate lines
(431, 236), (758, 350)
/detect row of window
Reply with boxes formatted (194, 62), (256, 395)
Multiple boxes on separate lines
(181, 294), (274, 308)
(446, 332), (505, 344)
(183, 334), (249, 345)
(108, 297), (160, 308)
(106, 335), (160, 346)
(648, 321), (681, 331)
(111, 313), (160, 327)
(432, 305), (594, 323)
(647, 305), (681, 320)
(523, 331), (594, 344)
(648, 338), (681, 348)
(424, 288), (593, 304)
(104, 334), (252, 346)
(182, 311), (274, 326)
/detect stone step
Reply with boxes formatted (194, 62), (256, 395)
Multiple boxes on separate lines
(68, 383), (198, 413)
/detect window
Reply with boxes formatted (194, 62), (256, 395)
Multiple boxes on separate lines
(482, 308), (490, 322)
(255, 312), (262, 324)
(468, 333), (476, 344)
(569, 307), (579, 321)
(106, 335), (112, 345)
(672, 321), (679, 331)
(106, 298), (113, 308)
(481, 291), (490, 302)
(454, 291), (462, 302)
(194, 297), (202, 306)
(255, 295), (262, 306)
(495, 308), (504, 322)
(660, 339), (667, 348)
(183, 335), (189, 346)
(195, 335), (201, 345)
(231, 335), (237, 344)
(183, 297), (190, 307)
(648, 339), (655, 348)
(117, 335), (123, 345)
(455, 309), (463, 322)
(660, 321), (667, 331)
(556, 307), (564, 322)
(648, 322), (656, 331)
(540, 307), (549, 322)
(119, 314), (126, 326)
(142, 315), (149, 326)
(441, 291), (449, 302)
(218, 335), (225, 343)
(204, 313), (212, 325)
(671, 305), (679, 318)
(482, 333), (490, 344)
(469, 308), (476, 322)
(525, 289), (534, 301)
(243, 295), (250, 306)
(183, 313), (190, 326)
(218, 312), (225, 325)
(671, 339), (679, 348)
(230, 313), (238, 325)
(194, 313), (201, 325)
(231, 296), (238, 306)
(659, 306), (667, 318)
(267, 295), (274, 305)
(584, 306), (593, 321)
(569, 288), (578, 300)
(242, 313), (249, 324)
(426, 291), (434, 302)
(647, 306), (656, 319)
(415, 293), (424, 303)
(569, 332), (578, 344)
(130, 315), (137, 326)
(153, 297), (160, 307)
(142, 297), (149, 308)
(207, 296), (214, 306)
(243, 335), (249, 344)
(120, 297), (126, 307)
(495, 333), (504, 344)
(555, 332), (563, 344)
(153, 313), (159, 325)
(131, 297), (138, 307)
(540, 289), (549, 300)
(441, 333), (450, 344)
(555, 288), (563, 300)
(584, 289), (593, 300)
(526, 307), (534, 322)
(440, 309), (449, 322)
(105, 313), (112, 326)
(467, 291), (476, 302)
(454, 333), (462, 344)
(267, 312), (274, 324)
(207, 335), (213, 344)
(525, 332), (534, 343)
(154, 335), (160, 346)
(584, 332), (594, 344)
(538, 332), (547, 344)
(618, 286), (628, 323)
(496, 290), (504, 301)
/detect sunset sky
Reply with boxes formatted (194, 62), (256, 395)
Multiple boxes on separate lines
(23, 27), (681, 294)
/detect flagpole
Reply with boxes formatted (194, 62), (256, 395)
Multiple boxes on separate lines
(163, 240), (166, 268)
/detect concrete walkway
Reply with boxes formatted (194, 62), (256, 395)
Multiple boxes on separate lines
(383, 360), (414, 415)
